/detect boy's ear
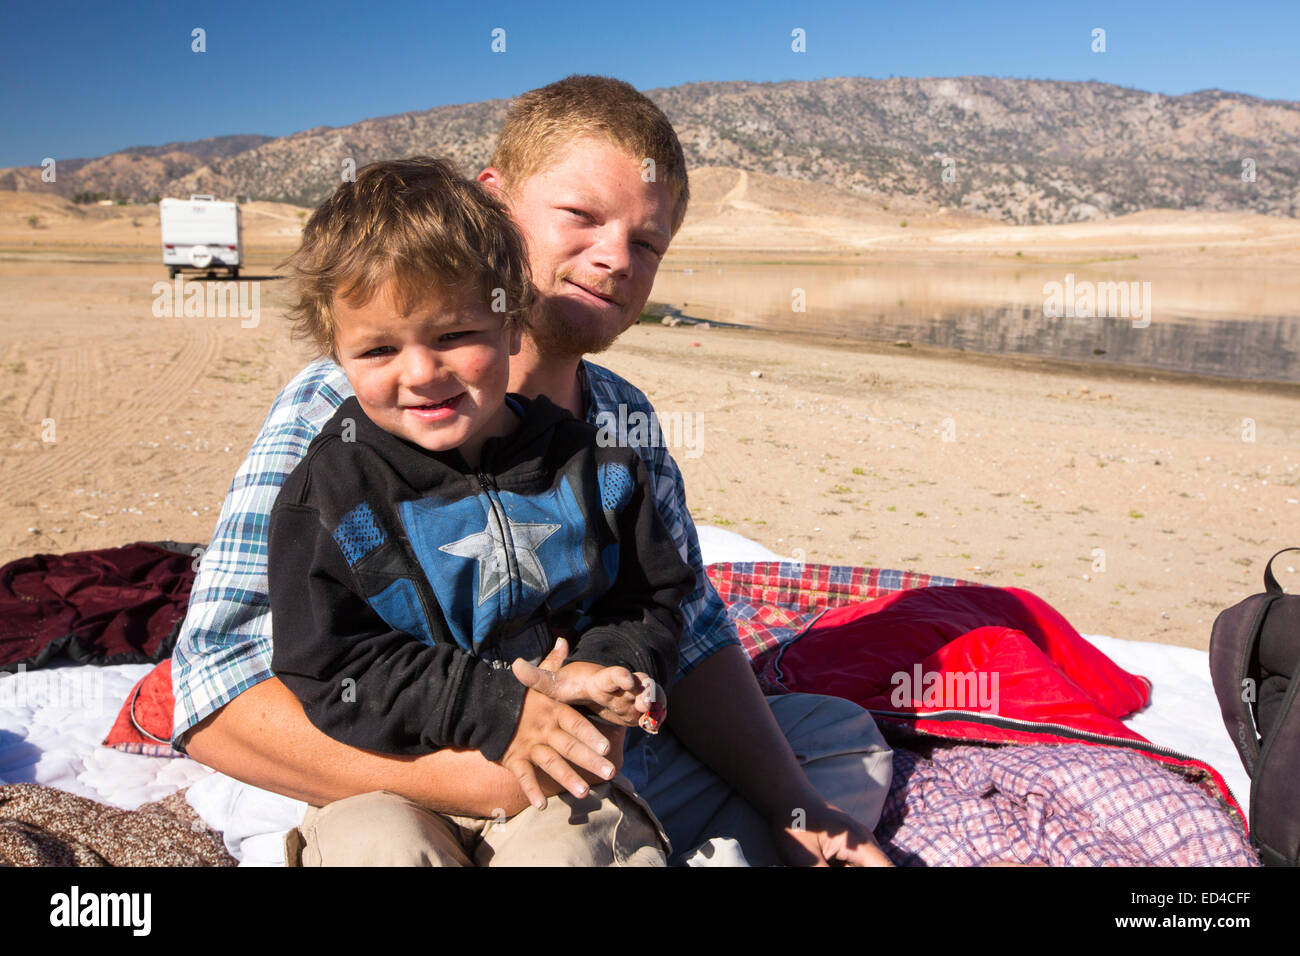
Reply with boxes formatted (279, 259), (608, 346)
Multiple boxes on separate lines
(509, 322), (523, 355)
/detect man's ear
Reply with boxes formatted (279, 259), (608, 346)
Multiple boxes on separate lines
(477, 166), (506, 200)
(509, 322), (523, 355)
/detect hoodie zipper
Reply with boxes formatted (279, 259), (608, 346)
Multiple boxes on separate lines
(477, 471), (518, 608)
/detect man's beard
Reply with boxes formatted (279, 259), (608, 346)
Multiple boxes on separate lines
(527, 286), (627, 359)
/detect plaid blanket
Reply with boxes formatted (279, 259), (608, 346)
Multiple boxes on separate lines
(706, 560), (975, 668)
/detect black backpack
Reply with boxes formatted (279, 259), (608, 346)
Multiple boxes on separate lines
(1210, 547), (1300, 866)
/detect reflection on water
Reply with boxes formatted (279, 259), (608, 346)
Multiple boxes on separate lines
(650, 261), (1300, 383)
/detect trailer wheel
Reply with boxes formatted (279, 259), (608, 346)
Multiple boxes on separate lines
(230, 267), (240, 280)
(169, 266), (179, 279)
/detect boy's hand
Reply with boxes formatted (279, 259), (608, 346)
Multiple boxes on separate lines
(563, 663), (663, 731)
(773, 802), (895, 867)
(513, 641), (666, 730)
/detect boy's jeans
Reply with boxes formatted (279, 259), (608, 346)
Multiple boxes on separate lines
(624, 693), (894, 866)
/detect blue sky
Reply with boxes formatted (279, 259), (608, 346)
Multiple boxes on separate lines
(3, 0), (1298, 167)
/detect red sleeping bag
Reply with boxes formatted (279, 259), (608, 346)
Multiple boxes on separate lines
(743, 579), (1243, 827)
(771, 585), (1152, 743)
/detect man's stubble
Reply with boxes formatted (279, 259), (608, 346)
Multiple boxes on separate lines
(526, 271), (632, 361)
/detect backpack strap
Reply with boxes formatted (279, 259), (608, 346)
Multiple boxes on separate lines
(1210, 591), (1274, 777)
(1263, 547), (1300, 594)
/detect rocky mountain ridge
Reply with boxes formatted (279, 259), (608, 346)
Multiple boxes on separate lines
(4, 77), (1296, 224)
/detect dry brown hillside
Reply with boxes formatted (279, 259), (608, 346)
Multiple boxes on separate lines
(4, 77), (1298, 225)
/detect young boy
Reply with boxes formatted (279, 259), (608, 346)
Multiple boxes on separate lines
(267, 157), (695, 866)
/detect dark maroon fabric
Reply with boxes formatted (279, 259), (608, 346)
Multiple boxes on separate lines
(0, 543), (198, 672)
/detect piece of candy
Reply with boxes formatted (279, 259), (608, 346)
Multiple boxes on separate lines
(637, 676), (666, 734)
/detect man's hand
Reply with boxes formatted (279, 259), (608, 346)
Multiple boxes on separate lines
(500, 638), (625, 810)
(773, 801), (895, 867)
(499, 686), (618, 810)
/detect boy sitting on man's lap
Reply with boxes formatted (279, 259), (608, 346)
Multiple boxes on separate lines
(267, 157), (694, 866)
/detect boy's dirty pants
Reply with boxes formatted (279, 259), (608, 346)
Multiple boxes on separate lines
(285, 773), (668, 867)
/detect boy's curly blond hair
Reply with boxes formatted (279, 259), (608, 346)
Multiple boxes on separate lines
(281, 156), (535, 361)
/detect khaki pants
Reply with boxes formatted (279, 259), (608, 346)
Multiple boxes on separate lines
(285, 773), (668, 867)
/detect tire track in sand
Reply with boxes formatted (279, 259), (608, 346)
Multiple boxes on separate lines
(2, 327), (221, 493)
(16, 353), (57, 425)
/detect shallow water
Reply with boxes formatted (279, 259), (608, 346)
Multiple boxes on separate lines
(650, 261), (1300, 383)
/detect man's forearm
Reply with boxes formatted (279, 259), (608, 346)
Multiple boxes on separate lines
(666, 645), (821, 824)
(182, 676), (533, 817)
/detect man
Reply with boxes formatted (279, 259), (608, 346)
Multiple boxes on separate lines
(172, 74), (894, 866)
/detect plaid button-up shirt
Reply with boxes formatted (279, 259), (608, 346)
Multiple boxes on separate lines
(170, 357), (738, 750)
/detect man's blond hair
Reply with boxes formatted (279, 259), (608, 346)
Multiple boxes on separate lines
(490, 75), (690, 235)
(281, 156), (534, 360)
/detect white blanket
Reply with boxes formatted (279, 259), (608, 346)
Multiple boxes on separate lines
(0, 526), (1253, 865)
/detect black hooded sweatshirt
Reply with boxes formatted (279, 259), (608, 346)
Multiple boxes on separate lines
(268, 393), (693, 763)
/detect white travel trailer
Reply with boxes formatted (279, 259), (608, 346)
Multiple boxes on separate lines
(160, 195), (242, 278)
